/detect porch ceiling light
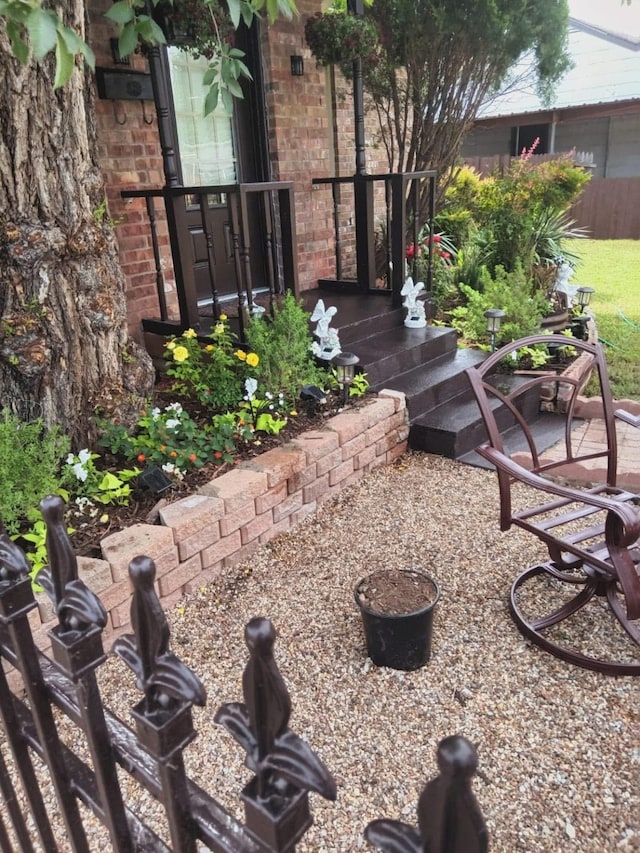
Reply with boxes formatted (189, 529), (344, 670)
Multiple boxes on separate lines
(331, 351), (360, 404)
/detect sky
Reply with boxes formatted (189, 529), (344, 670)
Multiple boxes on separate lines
(569, 0), (640, 39)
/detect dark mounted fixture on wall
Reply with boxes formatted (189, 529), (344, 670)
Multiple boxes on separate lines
(290, 55), (304, 76)
(110, 37), (130, 65)
(95, 67), (154, 101)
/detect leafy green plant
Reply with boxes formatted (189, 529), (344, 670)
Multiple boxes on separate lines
(97, 402), (254, 474)
(0, 410), (70, 535)
(304, 9), (379, 74)
(245, 293), (326, 399)
(448, 263), (549, 348)
(238, 378), (289, 434)
(164, 320), (258, 411)
(348, 372), (370, 398)
(62, 449), (139, 506)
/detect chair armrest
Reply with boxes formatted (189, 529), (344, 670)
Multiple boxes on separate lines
(615, 409), (640, 428)
(476, 444), (640, 541)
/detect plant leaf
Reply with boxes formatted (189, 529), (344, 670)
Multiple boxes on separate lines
(25, 8), (57, 61)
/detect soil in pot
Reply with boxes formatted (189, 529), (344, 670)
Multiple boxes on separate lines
(355, 568), (440, 671)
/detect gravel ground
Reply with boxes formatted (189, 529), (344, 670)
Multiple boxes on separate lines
(10, 451), (640, 851)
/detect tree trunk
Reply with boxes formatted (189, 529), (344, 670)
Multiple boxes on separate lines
(0, 3), (154, 447)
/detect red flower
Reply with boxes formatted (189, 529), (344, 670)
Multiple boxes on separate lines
(214, 451), (223, 459)
(406, 243), (416, 259)
(433, 234), (442, 243)
(188, 453), (197, 463)
(137, 453), (146, 463)
(441, 251), (451, 260)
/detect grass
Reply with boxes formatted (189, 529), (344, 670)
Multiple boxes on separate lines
(566, 239), (640, 401)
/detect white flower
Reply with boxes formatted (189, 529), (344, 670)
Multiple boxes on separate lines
(151, 407), (161, 420)
(166, 402), (183, 414)
(244, 377), (258, 400)
(165, 418), (180, 430)
(265, 391), (273, 400)
(78, 448), (91, 464)
(72, 462), (88, 482)
(66, 453), (75, 465)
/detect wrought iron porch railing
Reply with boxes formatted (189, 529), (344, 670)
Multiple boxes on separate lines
(311, 170), (437, 309)
(0, 496), (487, 852)
(121, 182), (298, 344)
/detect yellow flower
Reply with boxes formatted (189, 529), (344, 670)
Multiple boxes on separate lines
(235, 349), (247, 361)
(173, 345), (189, 363)
(214, 323), (224, 335)
(289, 410), (298, 417)
(183, 328), (197, 339)
(219, 313), (228, 321)
(205, 344), (215, 352)
(166, 340), (176, 351)
(246, 352), (259, 368)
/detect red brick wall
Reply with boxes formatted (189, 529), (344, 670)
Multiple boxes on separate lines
(87, 0), (390, 342)
(89, 0), (178, 344)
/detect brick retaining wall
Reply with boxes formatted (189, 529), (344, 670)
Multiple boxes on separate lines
(30, 391), (408, 653)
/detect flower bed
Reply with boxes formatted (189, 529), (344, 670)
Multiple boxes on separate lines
(30, 391), (408, 652)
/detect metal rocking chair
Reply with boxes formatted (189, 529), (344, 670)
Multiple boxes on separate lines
(465, 334), (640, 675)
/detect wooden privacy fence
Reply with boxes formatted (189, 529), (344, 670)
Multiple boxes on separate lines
(0, 496), (488, 852)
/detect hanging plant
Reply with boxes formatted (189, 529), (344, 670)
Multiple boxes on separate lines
(153, 0), (234, 59)
(304, 11), (379, 71)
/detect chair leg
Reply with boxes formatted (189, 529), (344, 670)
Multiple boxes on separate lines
(509, 564), (640, 676)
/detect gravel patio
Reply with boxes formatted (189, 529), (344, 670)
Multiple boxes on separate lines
(0, 445), (621, 851)
(91, 450), (640, 852)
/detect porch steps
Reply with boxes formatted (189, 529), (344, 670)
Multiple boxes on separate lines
(311, 288), (565, 464)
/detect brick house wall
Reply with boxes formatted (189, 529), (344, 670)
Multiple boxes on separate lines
(87, 0), (389, 345)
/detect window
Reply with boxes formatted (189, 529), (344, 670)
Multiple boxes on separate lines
(167, 48), (237, 186)
(510, 123), (549, 156)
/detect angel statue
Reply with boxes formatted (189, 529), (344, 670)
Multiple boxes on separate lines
(310, 299), (341, 359)
(401, 276), (427, 328)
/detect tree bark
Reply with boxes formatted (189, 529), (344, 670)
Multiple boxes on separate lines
(0, 2), (154, 447)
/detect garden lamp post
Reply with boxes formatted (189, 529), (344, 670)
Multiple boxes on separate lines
(484, 309), (505, 353)
(576, 287), (595, 313)
(332, 352), (360, 405)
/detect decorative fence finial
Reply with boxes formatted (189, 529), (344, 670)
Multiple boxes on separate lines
(216, 616), (337, 849)
(113, 556), (206, 717)
(37, 495), (107, 636)
(365, 735), (488, 853)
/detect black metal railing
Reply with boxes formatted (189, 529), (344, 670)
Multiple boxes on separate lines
(121, 181), (298, 343)
(311, 170), (437, 309)
(0, 498), (487, 852)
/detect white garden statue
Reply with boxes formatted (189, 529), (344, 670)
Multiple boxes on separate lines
(401, 276), (427, 328)
(310, 299), (341, 360)
(552, 259), (578, 308)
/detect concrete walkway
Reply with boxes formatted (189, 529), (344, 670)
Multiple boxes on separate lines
(513, 397), (640, 491)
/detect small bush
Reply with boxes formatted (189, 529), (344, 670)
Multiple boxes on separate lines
(448, 263), (549, 347)
(245, 293), (326, 400)
(0, 410), (69, 534)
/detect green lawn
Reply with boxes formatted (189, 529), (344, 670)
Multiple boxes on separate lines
(566, 239), (640, 401)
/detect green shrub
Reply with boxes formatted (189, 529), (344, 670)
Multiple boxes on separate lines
(0, 410), (69, 534)
(245, 292), (326, 400)
(448, 263), (549, 347)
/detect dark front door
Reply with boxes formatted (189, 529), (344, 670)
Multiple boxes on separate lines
(166, 26), (269, 308)
(167, 49), (239, 304)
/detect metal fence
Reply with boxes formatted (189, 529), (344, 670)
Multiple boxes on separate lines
(0, 495), (487, 852)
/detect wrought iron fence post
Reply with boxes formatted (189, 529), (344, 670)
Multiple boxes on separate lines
(216, 617), (337, 852)
(38, 495), (134, 852)
(113, 555), (207, 853)
(365, 735), (488, 852)
(0, 528), (90, 851)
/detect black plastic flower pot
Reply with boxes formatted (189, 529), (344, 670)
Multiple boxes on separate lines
(354, 568), (440, 671)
